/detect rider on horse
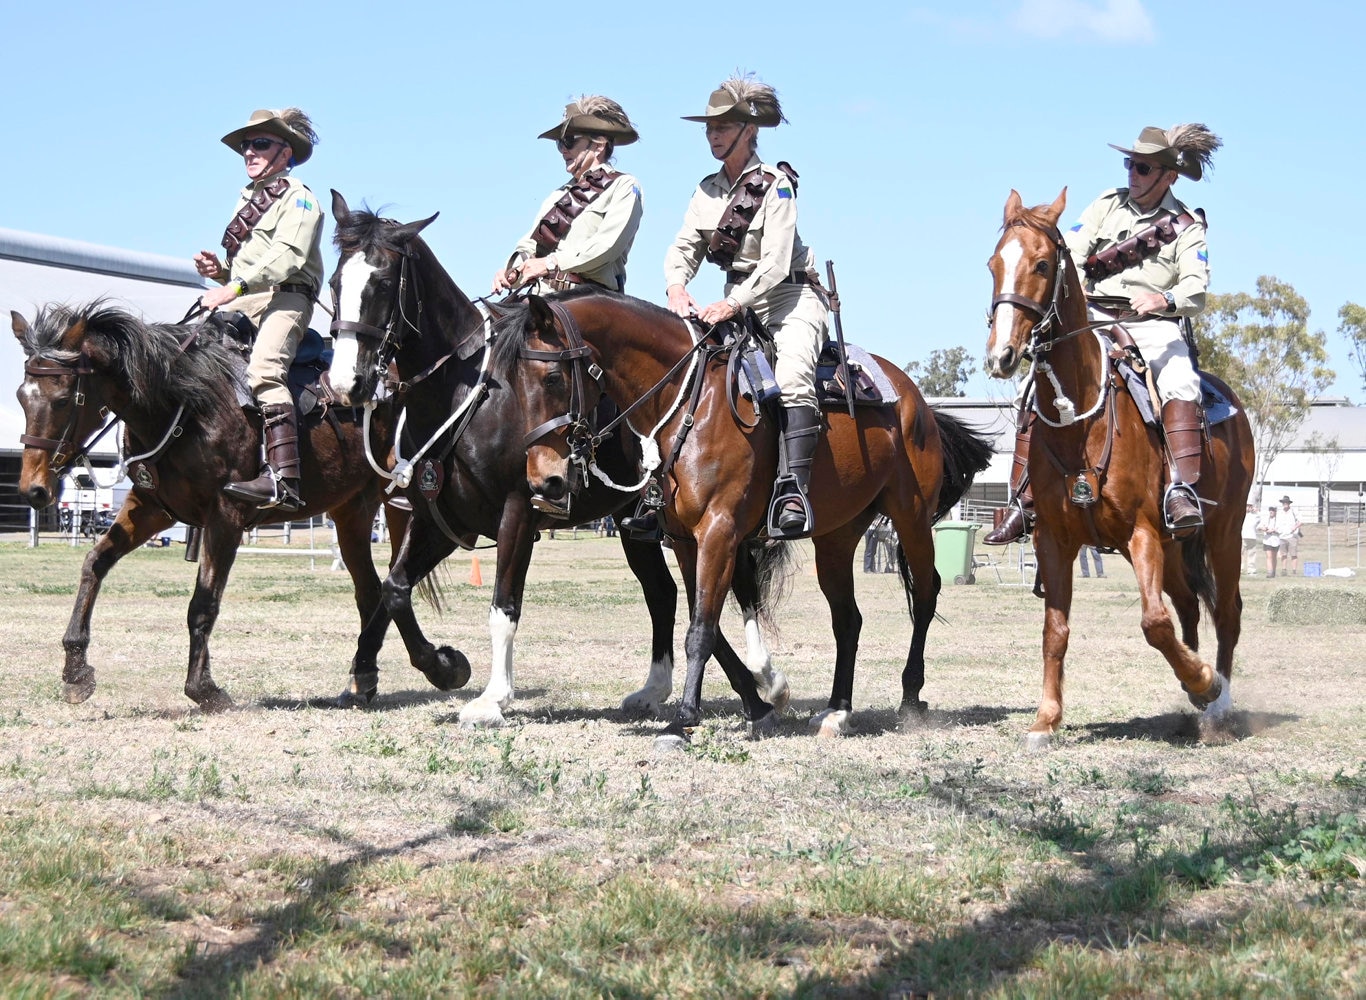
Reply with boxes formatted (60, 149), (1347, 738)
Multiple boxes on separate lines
(492, 96), (642, 296)
(662, 73), (831, 540)
(985, 123), (1222, 545)
(194, 108), (324, 513)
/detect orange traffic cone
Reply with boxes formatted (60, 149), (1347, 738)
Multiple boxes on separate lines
(469, 555), (483, 586)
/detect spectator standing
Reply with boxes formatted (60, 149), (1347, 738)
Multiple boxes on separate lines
(1078, 546), (1105, 578)
(1240, 502), (1260, 575)
(1259, 504), (1281, 577)
(1277, 495), (1303, 576)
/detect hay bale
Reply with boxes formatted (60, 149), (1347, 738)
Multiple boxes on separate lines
(1267, 586), (1366, 625)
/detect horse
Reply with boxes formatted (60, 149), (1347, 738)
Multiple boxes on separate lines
(501, 288), (995, 744)
(10, 303), (441, 711)
(324, 192), (787, 728)
(984, 189), (1256, 746)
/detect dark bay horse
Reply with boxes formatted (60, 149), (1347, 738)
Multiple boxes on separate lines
(324, 193), (786, 728)
(985, 190), (1256, 746)
(11, 304), (434, 711)
(503, 290), (994, 744)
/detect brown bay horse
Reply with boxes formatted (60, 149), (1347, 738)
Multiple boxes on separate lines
(985, 190), (1256, 746)
(502, 289), (994, 745)
(10, 304), (456, 712)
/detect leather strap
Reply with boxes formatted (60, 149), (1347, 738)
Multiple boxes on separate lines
(532, 167), (620, 256)
(221, 176), (292, 262)
(725, 269), (812, 286)
(705, 166), (774, 270)
(1083, 210), (1200, 282)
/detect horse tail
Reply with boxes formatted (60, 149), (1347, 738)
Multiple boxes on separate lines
(930, 407), (996, 522)
(742, 538), (798, 631)
(1181, 531), (1217, 618)
(415, 563), (450, 615)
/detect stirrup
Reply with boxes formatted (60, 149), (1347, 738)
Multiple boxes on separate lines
(620, 501), (663, 541)
(1162, 482), (1204, 536)
(766, 476), (813, 539)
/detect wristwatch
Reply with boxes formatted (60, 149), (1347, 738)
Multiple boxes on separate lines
(1163, 291), (1176, 312)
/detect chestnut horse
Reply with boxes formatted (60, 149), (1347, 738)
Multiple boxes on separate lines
(503, 289), (994, 744)
(324, 194), (785, 728)
(985, 190), (1255, 746)
(11, 304), (436, 711)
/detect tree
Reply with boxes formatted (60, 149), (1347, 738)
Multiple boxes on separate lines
(1338, 301), (1366, 395)
(904, 346), (972, 397)
(1191, 275), (1335, 487)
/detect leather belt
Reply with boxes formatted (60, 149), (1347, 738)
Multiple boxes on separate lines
(544, 270), (612, 292)
(274, 282), (315, 297)
(725, 270), (812, 286)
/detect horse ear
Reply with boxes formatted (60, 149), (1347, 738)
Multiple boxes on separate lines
(331, 189), (350, 223)
(1004, 189), (1024, 223)
(11, 310), (29, 342)
(391, 213), (439, 244)
(526, 294), (557, 335)
(59, 318), (87, 352)
(1044, 187), (1068, 225)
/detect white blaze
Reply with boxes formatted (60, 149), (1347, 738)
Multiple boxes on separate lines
(988, 237), (1024, 360)
(329, 253), (377, 395)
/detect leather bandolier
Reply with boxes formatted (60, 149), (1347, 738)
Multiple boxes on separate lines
(705, 166), (776, 270)
(532, 167), (619, 256)
(221, 176), (292, 262)
(1082, 209), (1201, 282)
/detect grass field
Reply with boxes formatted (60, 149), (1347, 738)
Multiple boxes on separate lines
(0, 526), (1362, 998)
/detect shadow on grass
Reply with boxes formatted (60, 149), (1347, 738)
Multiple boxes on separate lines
(257, 686), (469, 712)
(1078, 708), (1298, 744)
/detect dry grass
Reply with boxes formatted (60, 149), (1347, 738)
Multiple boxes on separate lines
(0, 530), (1363, 998)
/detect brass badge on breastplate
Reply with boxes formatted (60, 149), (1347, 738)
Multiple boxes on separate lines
(418, 459), (443, 501)
(1068, 471), (1100, 507)
(132, 461), (158, 492)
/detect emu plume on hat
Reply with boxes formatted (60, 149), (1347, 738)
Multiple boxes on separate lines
(1109, 123), (1221, 181)
(538, 96), (639, 145)
(682, 73), (786, 127)
(221, 108), (318, 164)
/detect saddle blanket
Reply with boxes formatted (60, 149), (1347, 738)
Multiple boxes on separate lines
(1107, 334), (1239, 428)
(737, 340), (897, 408)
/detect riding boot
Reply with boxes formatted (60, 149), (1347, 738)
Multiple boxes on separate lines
(983, 423), (1035, 545)
(770, 405), (821, 539)
(619, 508), (662, 540)
(223, 402), (305, 512)
(1161, 398), (1204, 534)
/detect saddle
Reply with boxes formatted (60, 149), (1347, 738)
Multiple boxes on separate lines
(727, 318), (896, 410)
(208, 311), (337, 418)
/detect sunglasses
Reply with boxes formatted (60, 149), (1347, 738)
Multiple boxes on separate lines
(556, 133), (584, 152)
(239, 137), (283, 154)
(1123, 157), (1161, 177)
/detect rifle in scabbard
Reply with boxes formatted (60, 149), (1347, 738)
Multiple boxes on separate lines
(824, 260), (856, 419)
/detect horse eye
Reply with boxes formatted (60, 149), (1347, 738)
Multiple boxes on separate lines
(1034, 260), (1050, 275)
(544, 370), (565, 389)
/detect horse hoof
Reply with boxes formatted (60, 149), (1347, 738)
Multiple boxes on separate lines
(424, 647), (471, 691)
(63, 679), (96, 705)
(1022, 730), (1053, 752)
(653, 731), (689, 753)
(621, 691), (667, 718)
(197, 690), (235, 714)
(335, 687), (376, 709)
(809, 709), (851, 739)
(458, 699), (508, 729)
(749, 709), (780, 740)
(763, 671), (791, 715)
(1185, 671), (1223, 711)
(897, 700), (929, 728)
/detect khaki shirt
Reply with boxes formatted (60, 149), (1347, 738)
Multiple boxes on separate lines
(663, 156), (817, 311)
(1062, 187), (1209, 316)
(226, 173), (325, 294)
(510, 172), (642, 291)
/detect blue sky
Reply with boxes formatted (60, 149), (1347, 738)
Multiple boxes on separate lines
(6, 0), (1363, 400)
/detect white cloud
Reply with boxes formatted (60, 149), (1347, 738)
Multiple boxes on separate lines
(1010, 0), (1157, 43)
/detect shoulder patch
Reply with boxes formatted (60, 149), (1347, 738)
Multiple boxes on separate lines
(1069, 222), (1083, 232)
(776, 182), (793, 199)
(295, 196), (315, 211)
(1197, 249), (1208, 263)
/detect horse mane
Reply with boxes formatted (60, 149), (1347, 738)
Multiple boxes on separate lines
(25, 302), (243, 419)
(332, 204), (408, 255)
(488, 288), (681, 376)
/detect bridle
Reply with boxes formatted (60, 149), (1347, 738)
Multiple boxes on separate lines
(988, 223), (1072, 358)
(329, 244), (424, 397)
(20, 354), (117, 473)
(520, 300), (601, 512)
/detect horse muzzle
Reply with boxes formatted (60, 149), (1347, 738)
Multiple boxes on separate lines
(530, 475), (573, 518)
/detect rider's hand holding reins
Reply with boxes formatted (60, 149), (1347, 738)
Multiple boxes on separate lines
(1129, 290), (1169, 316)
(199, 282), (241, 311)
(666, 283), (700, 319)
(696, 297), (740, 326)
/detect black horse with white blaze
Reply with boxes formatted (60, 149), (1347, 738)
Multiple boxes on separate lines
(325, 192), (787, 728)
